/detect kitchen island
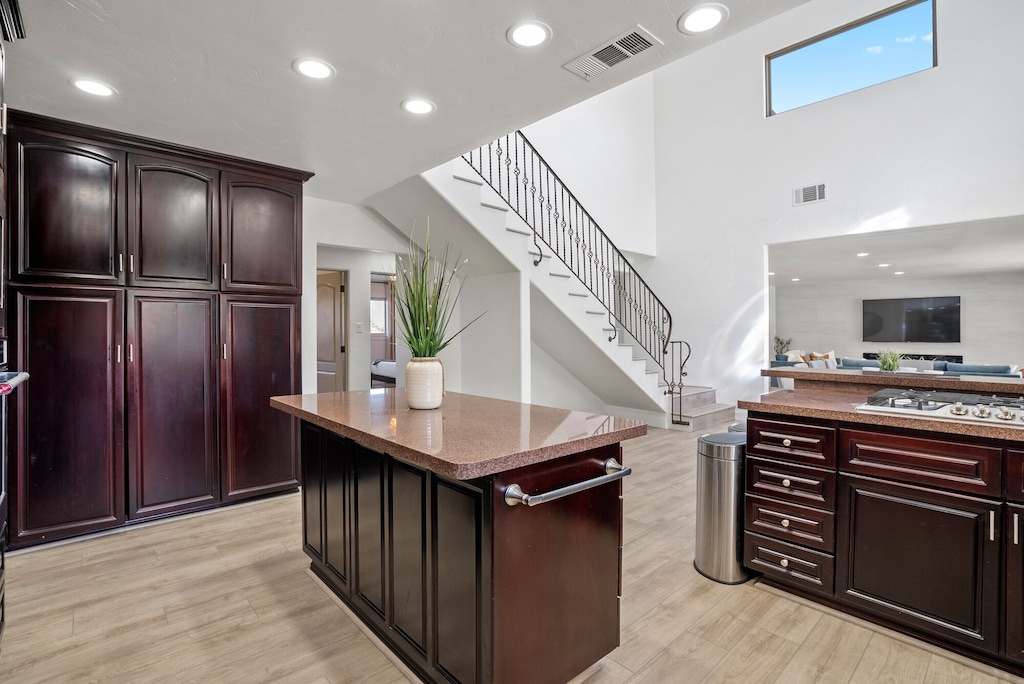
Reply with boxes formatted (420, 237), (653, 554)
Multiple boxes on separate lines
(271, 389), (646, 684)
(740, 369), (1024, 677)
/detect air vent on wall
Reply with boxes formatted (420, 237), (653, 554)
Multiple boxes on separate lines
(793, 183), (827, 206)
(563, 25), (663, 81)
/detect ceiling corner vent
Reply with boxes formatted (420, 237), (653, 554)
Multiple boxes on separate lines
(793, 183), (827, 206)
(563, 25), (663, 81)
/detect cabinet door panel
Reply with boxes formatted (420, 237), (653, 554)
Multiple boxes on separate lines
(391, 461), (427, 655)
(301, 422), (324, 562)
(745, 494), (834, 551)
(746, 456), (836, 510)
(323, 431), (350, 590)
(747, 418), (836, 468)
(353, 444), (386, 620)
(837, 474), (999, 654)
(12, 288), (125, 545)
(221, 295), (300, 500)
(221, 172), (301, 294)
(10, 131), (125, 284)
(128, 155), (218, 288)
(1006, 504), (1024, 665)
(127, 291), (219, 519)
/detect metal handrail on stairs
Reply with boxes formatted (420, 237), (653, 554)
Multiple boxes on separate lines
(462, 131), (691, 420)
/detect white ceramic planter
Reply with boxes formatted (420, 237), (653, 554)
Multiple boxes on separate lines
(406, 357), (444, 409)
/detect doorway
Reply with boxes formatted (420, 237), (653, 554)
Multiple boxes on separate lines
(370, 273), (396, 387)
(316, 270), (346, 393)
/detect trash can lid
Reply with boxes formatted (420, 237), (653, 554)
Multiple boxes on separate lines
(697, 432), (746, 461)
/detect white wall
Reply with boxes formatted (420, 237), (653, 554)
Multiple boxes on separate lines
(303, 197), (405, 392)
(522, 73), (658, 257)
(647, 0), (1024, 404)
(458, 271), (529, 402)
(530, 343), (608, 414)
(774, 272), (1024, 366)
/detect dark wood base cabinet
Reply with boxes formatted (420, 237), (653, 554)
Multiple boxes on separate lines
(301, 421), (622, 684)
(744, 415), (1024, 677)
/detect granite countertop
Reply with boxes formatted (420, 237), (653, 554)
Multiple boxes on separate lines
(271, 389), (648, 480)
(739, 388), (1024, 443)
(763, 366), (1024, 394)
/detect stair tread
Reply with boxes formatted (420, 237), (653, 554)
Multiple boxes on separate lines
(673, 385), (715, 395)
(568, 291), (588, 298)
(550, 271), (571, 278)
(506, 226), (531, 236)
(677, 402), (735, 417)
(452, 170), (484, 185)
(480, 199), (509, 211)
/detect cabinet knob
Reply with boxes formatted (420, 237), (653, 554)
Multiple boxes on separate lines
(781, 519), (790, 528)
(782, 438), (792, 447)
(781, 478), (791, 488)
(779, 558), (789, 568)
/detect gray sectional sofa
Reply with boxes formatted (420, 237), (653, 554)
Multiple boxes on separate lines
(771, 354), (1020, 377)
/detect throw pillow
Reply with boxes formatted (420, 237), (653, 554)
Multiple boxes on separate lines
(810, 350), (836, 360)
(785, 349), (807, 362)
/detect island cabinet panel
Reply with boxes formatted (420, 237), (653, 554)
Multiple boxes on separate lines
(1006, 450), (1024, 503)
(220, 295), (300, 501)
(126, 290), (220, 520)
(836, 473), (1000, 654)
(127, 155), (219, 289)
(299, 422), (623, 684)
(10, 287), (125, 546)
(9, 129), (125, 285)
(1007, 503), (1024, 664)
(221, 171), (301, 295)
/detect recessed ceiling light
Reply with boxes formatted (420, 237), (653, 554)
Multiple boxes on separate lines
(402, 98), (436, 115)
(73, 79), (116, 97)
(678, 3), (729, 34)
(767, 272), (775, 276)
(507, 21), (552, 48)
(856, 252), (870, 257)
(791, 278), (800, 282)
(878, 263), (890, 267)
(894, 271), (905, 275)
(293, 58), (335, 79)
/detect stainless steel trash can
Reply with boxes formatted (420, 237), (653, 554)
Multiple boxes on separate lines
(727, 421), (746, 433)
(694, 432), (754, 584)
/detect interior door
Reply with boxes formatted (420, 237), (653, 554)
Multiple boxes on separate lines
(316, 271), (345, 393)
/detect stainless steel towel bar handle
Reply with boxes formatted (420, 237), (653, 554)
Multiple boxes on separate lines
(503, 458), (631, 507)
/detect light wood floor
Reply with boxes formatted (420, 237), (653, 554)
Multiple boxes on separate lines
(1, 424), (1021, 683)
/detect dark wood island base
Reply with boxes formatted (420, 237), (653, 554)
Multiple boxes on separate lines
(272, 390), (646, 684)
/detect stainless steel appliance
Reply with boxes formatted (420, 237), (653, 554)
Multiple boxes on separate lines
(856, 387), (1024, 430)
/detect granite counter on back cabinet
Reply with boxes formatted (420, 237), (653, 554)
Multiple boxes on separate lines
(271, 389), (647, 684)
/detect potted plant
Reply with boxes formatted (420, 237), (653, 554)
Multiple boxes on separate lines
(877, 349), (904, 372)
(395, 229), (482, 409)
(773, 336), (792, 356)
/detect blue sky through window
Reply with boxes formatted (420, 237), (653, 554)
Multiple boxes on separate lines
(768, 0), (935, 115)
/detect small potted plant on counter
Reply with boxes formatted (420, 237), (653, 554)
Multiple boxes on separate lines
(877, 349), (904, 372)
(395, 227), (483, 409)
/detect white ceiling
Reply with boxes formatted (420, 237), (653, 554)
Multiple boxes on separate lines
(769, 215), (1024, 287)
(4, 0), (809, 204)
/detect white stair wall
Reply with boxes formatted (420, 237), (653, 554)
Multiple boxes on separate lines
(420, 158), (671, 420)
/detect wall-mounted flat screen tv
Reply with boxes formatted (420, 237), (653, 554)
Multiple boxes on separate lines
(862, 296), (961, 343)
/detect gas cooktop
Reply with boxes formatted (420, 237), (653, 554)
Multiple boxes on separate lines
(855, 388), (1024, 429)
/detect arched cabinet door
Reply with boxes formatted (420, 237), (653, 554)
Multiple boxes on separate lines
(9, 129), (126, 285)
(220, 171), (302, 295)
(127, 154), (219, 289)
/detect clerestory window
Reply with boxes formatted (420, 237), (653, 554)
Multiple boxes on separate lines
(766, 0), (936, 116)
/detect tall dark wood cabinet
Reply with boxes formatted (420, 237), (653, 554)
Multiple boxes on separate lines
(126, 290), (220, 519)
(11, 287), (125, 545)
(221, 294), (300, 501)
(4, 111), (311, 547)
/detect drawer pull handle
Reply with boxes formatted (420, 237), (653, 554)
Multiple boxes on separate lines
(504, 459), (631, 507)
(782, 438), (792, 447)
(781, 519), (790, 528)
(781, 478), (791, 488)
(1015, 513), (1019, 546)
(991, 510), (996, 542)
(779, 558), (789, 568)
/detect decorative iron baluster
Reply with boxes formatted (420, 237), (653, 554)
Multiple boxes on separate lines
(463, 130), (690, 399)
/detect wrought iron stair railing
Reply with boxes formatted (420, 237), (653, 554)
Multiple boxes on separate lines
(463, 131), (691, 411)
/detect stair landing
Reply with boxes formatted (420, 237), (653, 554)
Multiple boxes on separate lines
(671, 386), (736, 432)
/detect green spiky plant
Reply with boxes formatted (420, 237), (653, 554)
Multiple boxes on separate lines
(395, 229), (483, 358)
(877, 349), (904, 372)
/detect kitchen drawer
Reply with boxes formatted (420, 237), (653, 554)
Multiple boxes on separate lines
(1006, 450), (1024, 504)
(747, 418), (836, 468)
(746, 456), (836, 511)
(840, 429), (1001, 497)
(745, 494), (835, 552)
(744, 531), (834, 596)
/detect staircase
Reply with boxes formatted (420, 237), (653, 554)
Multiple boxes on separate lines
(370, 130), (735, 428)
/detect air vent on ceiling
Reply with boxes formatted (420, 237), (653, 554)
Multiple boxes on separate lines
(563, 25), (663, 81)
(793, 183), (827, 206)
